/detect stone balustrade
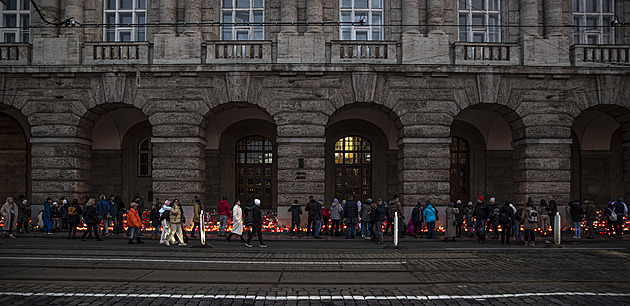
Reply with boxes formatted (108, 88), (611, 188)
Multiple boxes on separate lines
(207, 41), (272, 63)
(0, 43), (31, 65)
(83, 42), (150, 65)
(571, 44), (630, 67)
(330, 41), (397, 64)
(453, 42), (520, 66)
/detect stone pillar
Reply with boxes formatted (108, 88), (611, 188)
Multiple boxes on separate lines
(520, 0), (539, 37)
(397, 138), (450, 208)
(151, 138), (206, 208)
(513, 139), (572, 206)
(159, 0), (177, 34)
(61, 0), (84, 36)
(35, 0), (60, 37)
(544, 0), (563, 37)
(402, 0), (420, 34)
(30, 138), (91, 204)
(306, 0), (323, 33)
(281, 0), (298, 33)
(623, 130), (630, 201)
(184, 0), (202, 37)
(426, 0), (445, 34)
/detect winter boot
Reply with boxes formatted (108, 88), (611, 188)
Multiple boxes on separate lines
(136, 237), (144, 244)
(128, 239), (135, 244)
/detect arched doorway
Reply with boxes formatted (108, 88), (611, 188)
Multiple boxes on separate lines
(235, 136), (273, 208)
(334, 136), (372, 202)
(0, 113), (28, 200)
(450, 137), (470, 203)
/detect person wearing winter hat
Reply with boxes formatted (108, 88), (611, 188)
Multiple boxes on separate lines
(486, 197), (497, 239)
(330, 198), (343, 237)
(217, 197), (231, 237)
(165, 200), (186, 246)
(17, 196), (31, 233)
(159, 200), (173, 245)
(473, 196), (488, 243)
(81, 199), (102, 241)
(127, 202), (144, 244)
(245, 199), (267, 248)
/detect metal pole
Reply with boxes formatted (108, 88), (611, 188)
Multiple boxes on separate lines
(394, 212), (399, 247)
(554, 212), (561, 245)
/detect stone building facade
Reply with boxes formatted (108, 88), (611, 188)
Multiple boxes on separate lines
(0, 0), (628, 225)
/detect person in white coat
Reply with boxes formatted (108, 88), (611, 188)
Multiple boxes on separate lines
(159, 200), (173, 245)
(226, 199), (245, 242)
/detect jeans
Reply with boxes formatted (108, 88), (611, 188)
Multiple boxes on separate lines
(116, 212), (124, 233)
(246, 225), (264, 245)
(219, 215), (228, 236)
(81, 223), (100, 240)
(615, 218), (625, 236)
(361, 221), (372, 238)
(475, 220), (486, 241)
(290, 221), (301, 235)
(129, 227), (141, 239)
(587, 219), (595, 237)
(500, 224), (512, 244)
(51, 219), (60, 232)
(412, 222), (421, 237)
(514, 221), (522, 242)
(43, 217), (52, 233)
(426, 222), (435, 239)
(313, 220), (322, 237)
(373, 221), (384, 243)
(61, 218), (68, 231)
(190, 222), (200, 236)
(346, 218), (356, 238)
(99, 216), (110, 235)
(573, 221), (581, 238)
(307, 218), (314, 235)
(331, 219), (341, 236)
(68, 222), (78, 238)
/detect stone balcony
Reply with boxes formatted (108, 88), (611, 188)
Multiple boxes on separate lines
(0, 43), (31, 65)
(206, 41), (272, 64)
(570, 44), (630, 67)
(330, 40), (398, 64)
(83, 42), (151, 65)
(453, 42), (521, 66)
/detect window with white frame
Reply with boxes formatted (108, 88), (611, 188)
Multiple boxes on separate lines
(104, 0), (146, 42)
(573, 0), (615, 44)
(221, 0), (264, 40)
(0, 0), (30, 43)
(458, 0), (500, 42)
(340, 0), (383, 40)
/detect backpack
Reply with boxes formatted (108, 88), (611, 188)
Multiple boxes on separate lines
(68, 206), (77, 216)
(243, 206), (254, 226)
(492, 212), (501, 226)
(527, 209), (538, 223)
(514, 208), (524, 222)
(51, 206), (60, 218)
(499, 210), (509, 224)
(608, 207), (618, 221)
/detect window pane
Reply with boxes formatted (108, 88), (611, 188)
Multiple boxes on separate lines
(106, 0), (116, 10)
(120, 0), (133, 9)
(372, 12), (381, 25)
(137, 0), (146, 9)
(236, 30), (248, 40)
(4, 32), (15, 42)
(236, 0), (249, 8)
(459, 0), (467, 10)
(573, 0), (582, 12)
(120, 31), (131, 41)
(119, 13), (133, 24)
(488, 0), (499, 10)
(341, 0), (352, 8)
(341, 27), (351, 40)
(585, 16), (597, 29)
(235, 11), (249, 23)
(254, 27), (263, 40)
(602, 0), (612, 13)
(585, 0), (597, 12)
(22, 0), (29, 10)
(472, 0), (484, 10)
(253, 0), (264, 8)
(6, 0), (16, 10)
(371, 28), (381, 40)
(372, 0), (382, 9)
(254, 11), (263, 23)
(222, 12), (232, 23)
(4, 14), (16, 27)
(222, 27), (232, 40)
(21, 14), (29, 28)
(355, 11), (368, 23)
(223, 0), (232, 8)
(341, 12), (351, 23)
(106, 13), (116, 24)
(106, 30), (115, 41)
(356, 0), (368, 9)
(472, 14), (485, 27)
(356, 30), (368, 40)
(473, 32), (485, 42)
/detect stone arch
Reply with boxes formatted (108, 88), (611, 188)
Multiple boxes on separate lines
(450, 120), (486, 203)
(0, 108), (30, 201)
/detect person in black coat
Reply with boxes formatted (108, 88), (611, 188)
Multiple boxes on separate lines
(81, 199), (102, 241)
(473, 196), (489, 243)
(67, 199), (82, 239)
(305, 196), (318, 236)
(499, 200), (515, 246)
(344, 196), (358, 239)
(288, 200), (303, 237)
(245, 199), (266, 247)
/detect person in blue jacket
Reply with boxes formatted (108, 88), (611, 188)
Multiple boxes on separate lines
(423, 201), (438, 239)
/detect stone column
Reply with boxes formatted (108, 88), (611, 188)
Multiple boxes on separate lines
(397, 138), (450, 208)
(544, 0), (563, 37)
(61, 0), (84, 36)
(281, 0), (298, 33)
(306, 0), (323, 33)
(35, 0), (60, 37)
(184, 0), (202, 37)
(30, 138), (91, 204)
(623, 129), (630, 201)
(402, 0), (420, 34)
(520, 0), (539, 37)
(426, 0), (445, 34)
(159, 0), (178, 34)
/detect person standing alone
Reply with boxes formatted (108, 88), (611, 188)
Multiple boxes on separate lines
(245, 199), (267, 248)
(217, 197), (231, 237)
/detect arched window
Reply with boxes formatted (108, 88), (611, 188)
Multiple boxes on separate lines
(138, 137), (151, 177)
(450, 137), (469, 202)
(104, 0), (146, 41)
(334, 136), (371, 202)
(236, 136), (273, 207)
(340, 0), (383, 40)
(0, 0), (30, 43)
(458, 0), (500, 42)
(221, 0), (264, 40)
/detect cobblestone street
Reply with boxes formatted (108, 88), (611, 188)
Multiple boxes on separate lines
(0, 234), (629, 305)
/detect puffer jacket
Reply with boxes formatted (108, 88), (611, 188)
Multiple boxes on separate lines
(218, 200), (230, 216)
(330, 201), (343, 220)
(388, 199), (403, 220)
(344, 200), (358, 218)
(360, 202), (372, 221)
(169, 205), (182, 224)
(424, 204), (437, 223)
(127, 207), (143, 228)
(521, 206), (538, 230)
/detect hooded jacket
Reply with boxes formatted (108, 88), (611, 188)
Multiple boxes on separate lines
(127, 206), (143, 228)
(521, 206), (537, 230)
(288, 203), (302, 222)
(330, 201), (343, 220)
(423, 203), (437, 223)
(169, 205), (182, 224)
(218, 200), (231, 216)
(388, 198), (403, 220)
(343, 200), (358, 218)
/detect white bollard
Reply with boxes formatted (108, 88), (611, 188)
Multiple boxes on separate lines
(394, 212), (399, 247)
(200, 210), (206, 245)
(554, 212), (561, 245)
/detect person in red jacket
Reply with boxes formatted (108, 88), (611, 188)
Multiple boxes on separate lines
(127, 202), (144, 244)
(218, 197), (231, 237)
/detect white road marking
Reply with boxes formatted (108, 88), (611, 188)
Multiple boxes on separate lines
(0, 291), (629, 300)
(0, 256), (406, 265)
(445, 247), (627, 251)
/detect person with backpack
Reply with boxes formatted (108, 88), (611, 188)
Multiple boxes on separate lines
(584, 200), (597, 239)
(127, 202), (144, 244)
(288, 200), (303, 237)
(305, 196), (318, 236)
(360, 199), (373, 240)
(520, 201), (537, 246)
(444, 202), (458, 242)
(217, 197), (231, 237)
(423, 201), (438, 239)
(538, 199), (550, 237)
(330, 198), (343, 237)
(245, 199), (267, 248)
(343, 196), (358, 239)
(149, 200), (162, 240)
(81, 199), (102, 241)
(410, 201), (423, 238)
(490, 207), (500, 239)
(371, 199), (386, 245)
(50, 201), (61, 233)
(67, 199), (82, 239)
(513, 205), (524, 244)
(159, 200), (172, 245)
(499, 200), (515, 246)
(604, 201), (617, 238)
(473, 196), (488, 243)
(569, 200), (583, 240)
(96, 195), (112, 237)
(165, 199), (186, 246)
(227, 199), (245, 242)
(612, 196), (628, 238)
